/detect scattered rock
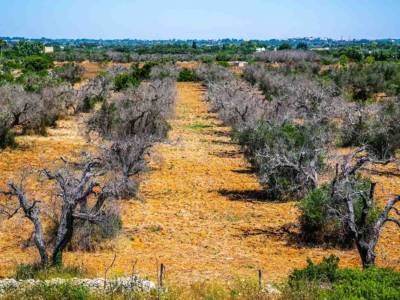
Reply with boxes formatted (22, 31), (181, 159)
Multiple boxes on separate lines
(0, 276), (156, 294)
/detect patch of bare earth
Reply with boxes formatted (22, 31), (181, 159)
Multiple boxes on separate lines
(0, 82), (399, 285)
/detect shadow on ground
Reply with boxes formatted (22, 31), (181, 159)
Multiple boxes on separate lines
(218, 188), (271, 202)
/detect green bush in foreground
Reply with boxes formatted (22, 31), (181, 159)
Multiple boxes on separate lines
(1, 282), (90, 300)
(286, 256), (400, 300)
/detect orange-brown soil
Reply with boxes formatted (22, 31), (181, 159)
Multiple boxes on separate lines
(0, 83), (399, 285)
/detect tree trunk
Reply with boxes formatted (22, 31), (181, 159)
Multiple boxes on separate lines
(33, 220), (49, 266)
(51, 204), (74, 266)
(356, 240), (376, 269)
(10, 184), (49, 266)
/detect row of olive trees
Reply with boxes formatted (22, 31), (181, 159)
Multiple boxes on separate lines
(53, 50), (216, 63)
(0, 65), (177, 267)
(253, 50), (320, 63)
(0, 71), (113, 149)
(208, 64), (340, 199)
(204, 63), (399, 268)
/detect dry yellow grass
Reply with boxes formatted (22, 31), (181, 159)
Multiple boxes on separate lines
(0, 82), (399, 285)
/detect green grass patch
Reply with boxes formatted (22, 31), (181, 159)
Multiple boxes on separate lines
(15, 264), (85, 280)
(186, 123), (213, 130)
(1, 282), (90, 300)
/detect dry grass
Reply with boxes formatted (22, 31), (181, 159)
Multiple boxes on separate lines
(0, 82), (399, 286)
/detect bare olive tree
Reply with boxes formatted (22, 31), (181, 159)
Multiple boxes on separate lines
(206, 79), (267, 130)
(0, 156), (124, 266)
(87, 78), (176, 141)
(72, 74), (112, 113)
(86, 74), (176, 198)
(253, 50), (320, 63)
(196, 64), (233, 83)
(329, 147), (399, 268)
(0, 83), (75, 134)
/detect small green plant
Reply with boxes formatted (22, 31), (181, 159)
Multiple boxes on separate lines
(289, 255), (340, 285)
(178, 68), (199, 82)
(113, 73), (140, 91)
(187, 123), (213, 130)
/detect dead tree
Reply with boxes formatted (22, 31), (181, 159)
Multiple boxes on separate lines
(87, 78), (176, 141)
(331, 147), (399, 268)
(101, 137), (152, 198)
(206, 79), (267, 130)
(0, 157), (122, 266)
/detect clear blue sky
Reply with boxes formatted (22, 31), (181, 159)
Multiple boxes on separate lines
(0, 0), (399, 39)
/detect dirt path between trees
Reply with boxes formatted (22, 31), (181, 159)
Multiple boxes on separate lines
(0, 82), (399, 284)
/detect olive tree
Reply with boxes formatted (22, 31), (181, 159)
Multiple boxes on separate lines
(0, 156), (124, 266)
(329, 148), (399, 268)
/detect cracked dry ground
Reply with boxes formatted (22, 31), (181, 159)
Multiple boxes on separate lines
(0, 82), (399, 284)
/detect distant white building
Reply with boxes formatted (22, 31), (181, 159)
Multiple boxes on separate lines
(44, 46), (54, 54)
(230, 61), (248, 68)
(256, 47), (266, 52)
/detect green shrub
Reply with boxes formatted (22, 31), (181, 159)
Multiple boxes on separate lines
(113, 73), (140, 91)
(299, 177), (379, 247)
(113, 63), (155, 91)
(80, 96), (104, 113)
(298, 186), (340, 244)
(289, 255), (340, 286)
(131, 62), (156, 79)
(24, 55), (53, 72)
(0, 117), (15, 149)
(217, 61), (230, 67)
(287, 256), (400, 300)
(1, 282), (90, 300)
(178, 68), (199, 82)
(0, 71), (14, 85)
(329, 267), (400, 300)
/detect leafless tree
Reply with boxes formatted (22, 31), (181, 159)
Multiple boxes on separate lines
(150, 64), (179, 80)
(254, 50), (320, 63)
(101, 137), (152, 198)
(196, 64), (233, 83)
(87, 78), (176, 141)
(0, 83), (75, 134)
(329, 147), (399, 268)
(72, 74), (112, 113)
(0, 156), (124, 266)
(206, 79), (267, 130)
